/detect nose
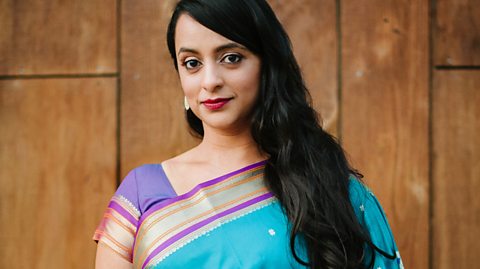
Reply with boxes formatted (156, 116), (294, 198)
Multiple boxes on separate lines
(201, 63), (224, 92)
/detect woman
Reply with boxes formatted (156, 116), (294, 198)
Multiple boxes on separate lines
(94, 0), (403, 268)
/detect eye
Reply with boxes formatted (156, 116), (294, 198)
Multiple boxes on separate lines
(222, 54), (243, 64)
(184, 59), (201, 70)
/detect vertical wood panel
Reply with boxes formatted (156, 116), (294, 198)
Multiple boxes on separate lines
(0, 78), (117, 268)
(121, 0), (197, 175)
(435, 0), (480, 66)
(433, 71), (480, 269)
(0, 0), (117, 75)
(268, 0), (338, 134)
(341, 1), (429, 268)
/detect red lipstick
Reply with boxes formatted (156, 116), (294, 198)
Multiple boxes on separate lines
(202, 98), (232, 110)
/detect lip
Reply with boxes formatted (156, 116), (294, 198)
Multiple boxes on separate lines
(201, 98), (232, 110)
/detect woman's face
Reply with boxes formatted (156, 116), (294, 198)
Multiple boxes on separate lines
(174, 14), (262, 134)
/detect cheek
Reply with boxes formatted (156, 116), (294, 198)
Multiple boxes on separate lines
(239, 67), (261, 96)
(232, 62), (261, 89)
(245, 60), (261, 89)
(179, 74), (198, 97)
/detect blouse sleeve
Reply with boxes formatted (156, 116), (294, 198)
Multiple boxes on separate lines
(93, 168), (141, 262)
(349, 178), (404, 269)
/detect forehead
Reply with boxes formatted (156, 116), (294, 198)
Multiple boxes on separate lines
(174, 14), (236, 52)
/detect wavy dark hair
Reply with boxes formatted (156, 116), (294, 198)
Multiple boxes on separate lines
(167, 0), (395, 268)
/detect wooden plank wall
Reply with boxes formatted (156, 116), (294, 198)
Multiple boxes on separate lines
(0, 79), (117, 268)
(432, 71), (480, 269)
(120, 0), (197, 175)
(0, 1), (117, 75)
(1, 0), (479, 268)
(433, 0), (480, 268)
(268, 0), (338, 136)
(0, 1), (117, 268)
(341, 1), (430, 268)
(434, 0), (480, 66)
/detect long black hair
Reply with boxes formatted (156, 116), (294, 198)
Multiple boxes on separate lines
(167, 0), (395, 268)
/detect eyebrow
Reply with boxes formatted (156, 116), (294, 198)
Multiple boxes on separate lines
(177, 42), (248, 56)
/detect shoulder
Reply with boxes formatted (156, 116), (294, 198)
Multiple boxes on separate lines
(117, 164), (165, 193)
(347, 176), (387, 226)
(116, 163), (176, 213)
(128, 163), (166, 183)
(348, 176), (374, 214)
(348, 176), (404, 268)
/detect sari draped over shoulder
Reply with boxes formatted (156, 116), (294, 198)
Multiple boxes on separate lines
(93, 161), (403, 269)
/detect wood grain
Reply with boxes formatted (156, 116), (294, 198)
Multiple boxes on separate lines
(435, 0), (480, 66)
(0, 0), (116, 75)
(433, 70), (480, 269)
(341, 1), (429, 268)
(268, 0), (338, 135)
(120, 0), (198, 176)
(0, 78), (117, 268)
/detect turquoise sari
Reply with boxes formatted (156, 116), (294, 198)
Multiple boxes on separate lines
(94, 161), (403, 268)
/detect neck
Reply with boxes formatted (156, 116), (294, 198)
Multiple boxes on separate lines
(196, 125), (265, 166)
